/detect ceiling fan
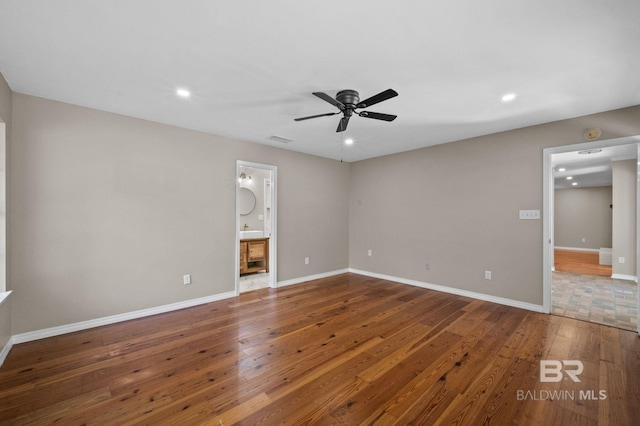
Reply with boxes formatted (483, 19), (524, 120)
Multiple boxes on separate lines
(294, 89), (398, 132)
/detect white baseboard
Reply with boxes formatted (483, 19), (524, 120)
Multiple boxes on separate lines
(0, 291), (13, 368)
(276, 269), (349, 288)
(554, 246), (600, 253)
(10, 269), (351, 346)
(0, 290), (12, 307)
(0, 336), (14, 367)
(611, 274), (638, 282)
(12, 291), (236, 344)
(349, 268), (546, 313)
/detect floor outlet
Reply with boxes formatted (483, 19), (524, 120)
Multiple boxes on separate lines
(183, 274), (191, 285)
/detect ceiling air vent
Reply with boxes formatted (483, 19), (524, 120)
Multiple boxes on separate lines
(578, 148), (602, 155)
(269, 135), (293, 144)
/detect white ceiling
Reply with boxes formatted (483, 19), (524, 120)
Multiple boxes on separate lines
(1, 1), (639, 162)
(552, 143), (637, 189)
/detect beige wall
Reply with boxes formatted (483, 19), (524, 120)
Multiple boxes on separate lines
(10, 93), (349, 334)
(612, 159), (637, 277)
(4, 76), (640, 335)
(555, 187), (612, 250)
(349, 106), (640, 306)
(0, 71), (11, 353)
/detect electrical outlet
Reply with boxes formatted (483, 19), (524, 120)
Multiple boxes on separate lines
(183, 274), (191, 285)
(484, 271), (492, 280)
(305, 257), (310, 265)
(619, 257), (625, 264)
(368, 249), (372, 257)
(425, 262), (431, 271)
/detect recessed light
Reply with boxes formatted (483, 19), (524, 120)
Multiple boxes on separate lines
(572, 182), (578, 186)
(176, 88), (191, 98)
(344, 138), (354, 145)
(501, 93), (517, 102)
(566, 176), (573, 180)
(558, 168), (566, 172)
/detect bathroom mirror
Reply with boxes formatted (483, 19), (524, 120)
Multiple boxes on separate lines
(239, 187), (256, 215)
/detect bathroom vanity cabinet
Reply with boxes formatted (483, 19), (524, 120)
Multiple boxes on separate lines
(240, 238), (269, 275)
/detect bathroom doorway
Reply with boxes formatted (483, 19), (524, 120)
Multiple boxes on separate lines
(235, 161), (277, 294)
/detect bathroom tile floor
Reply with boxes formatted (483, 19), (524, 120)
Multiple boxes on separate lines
(239, 272), (270, 293)
(552, 271), (638, 331)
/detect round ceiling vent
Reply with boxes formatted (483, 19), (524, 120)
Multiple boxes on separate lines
(584, 128), (602, 140)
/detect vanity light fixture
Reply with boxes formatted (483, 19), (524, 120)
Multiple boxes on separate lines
(238, 172), (253, 183)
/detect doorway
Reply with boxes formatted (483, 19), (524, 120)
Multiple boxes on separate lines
(235, 161), (277, 294)
(543, 136), (640, 333)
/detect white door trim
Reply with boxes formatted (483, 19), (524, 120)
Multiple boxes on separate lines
(636, 143), (640, 333)
(543, 135), (640, 332)
(236, 161), (278, 294)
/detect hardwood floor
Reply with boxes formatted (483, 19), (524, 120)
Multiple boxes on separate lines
(555, 249), (612, 277)
(1, 273), (639, 425)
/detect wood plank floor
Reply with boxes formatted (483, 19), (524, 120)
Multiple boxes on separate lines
(555, 249), (612, 277)
(1, 273), (639, 425)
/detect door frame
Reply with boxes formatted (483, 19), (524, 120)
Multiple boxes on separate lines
(235, 160), (278, 294)
(636, 143), (640, 333)
(542, 135), (640, 333)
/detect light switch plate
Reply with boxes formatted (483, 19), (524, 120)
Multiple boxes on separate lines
(519, 210), (540, 220)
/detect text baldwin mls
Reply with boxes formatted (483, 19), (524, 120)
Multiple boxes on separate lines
(517, 360), (607, 401)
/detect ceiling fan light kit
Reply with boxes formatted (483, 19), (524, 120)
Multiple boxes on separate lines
(295, 88), (398, 132)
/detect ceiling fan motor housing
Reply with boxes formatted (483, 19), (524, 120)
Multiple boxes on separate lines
(336, 90), (359, 105)
(337, 90), (360, 116)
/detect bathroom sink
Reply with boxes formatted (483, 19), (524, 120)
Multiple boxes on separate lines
(240, 230), (264, 239)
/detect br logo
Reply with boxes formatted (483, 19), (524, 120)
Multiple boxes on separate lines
(540, 360), (583, 382)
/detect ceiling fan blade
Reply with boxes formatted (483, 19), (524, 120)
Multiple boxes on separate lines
(356, 89), (398, 109)
(336, 116), (350, 132)
(358, 111), (397, 122)
(313, 92), (345, 110)
(294, 112), (339, 121)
